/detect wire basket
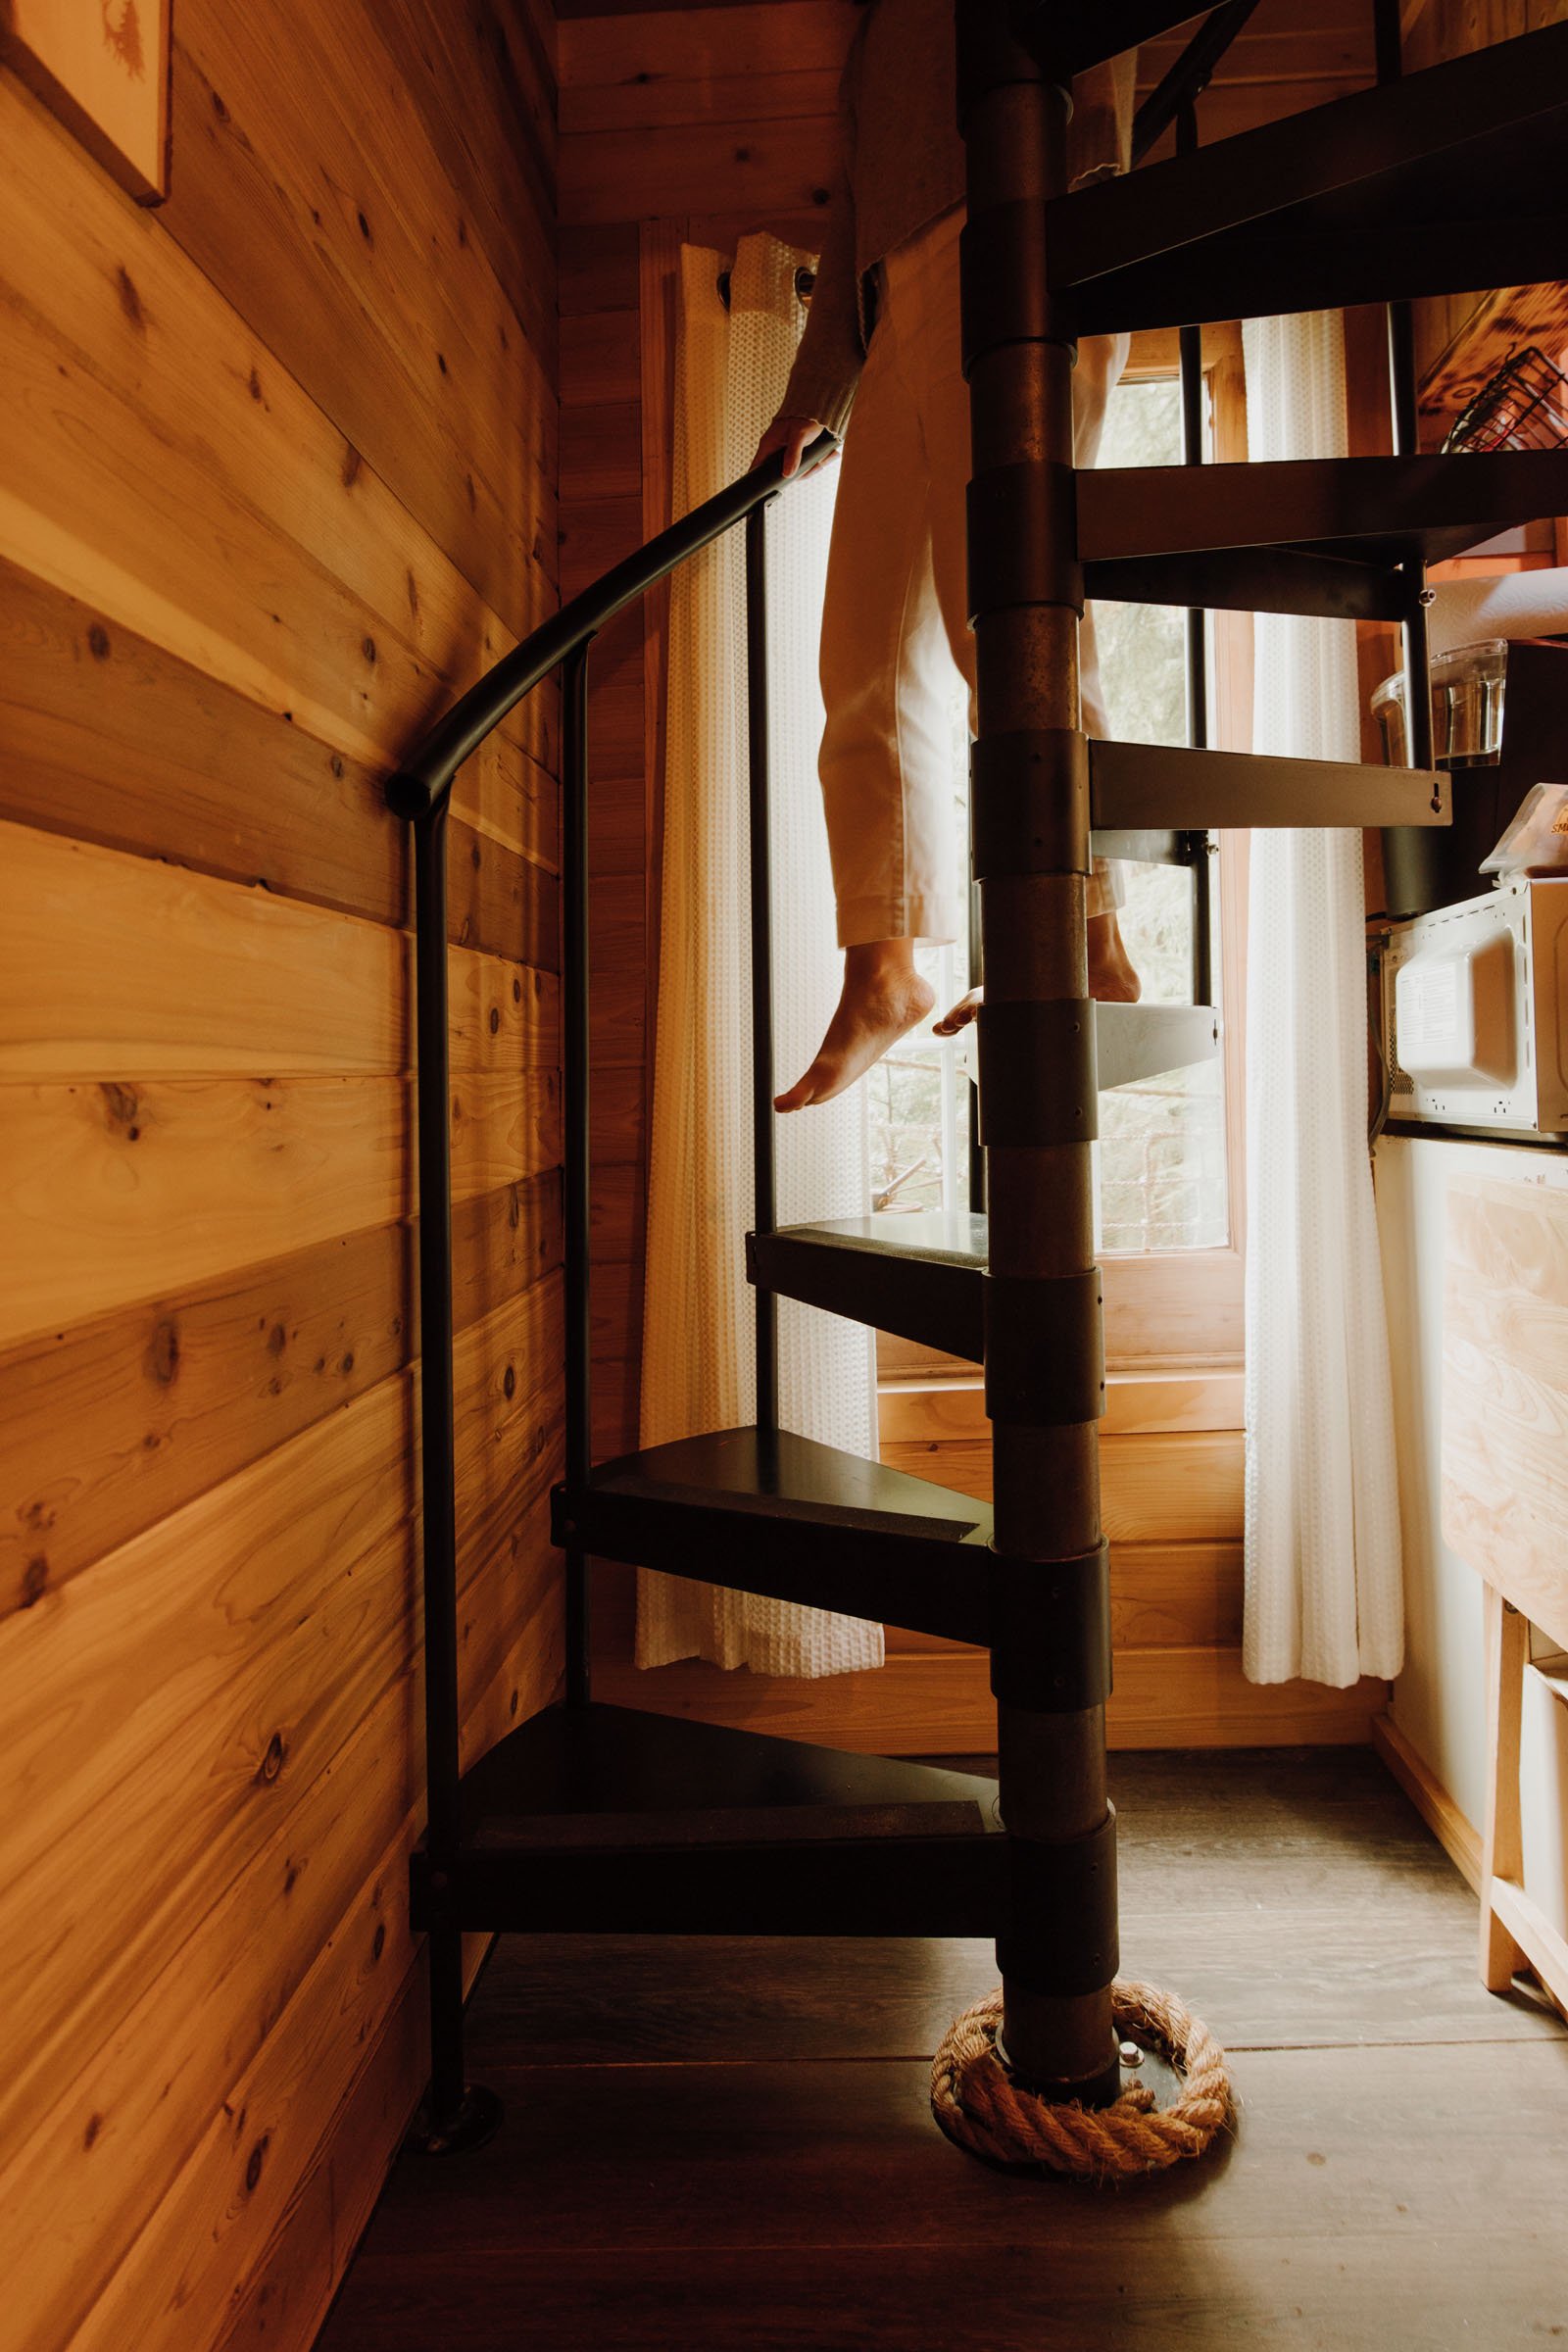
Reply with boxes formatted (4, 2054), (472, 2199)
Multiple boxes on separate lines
(1443, 345), (1568, 454)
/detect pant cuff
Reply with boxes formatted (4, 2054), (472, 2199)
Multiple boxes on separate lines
(837, 894), (964, 950)
(1088, 858), (1128, 915)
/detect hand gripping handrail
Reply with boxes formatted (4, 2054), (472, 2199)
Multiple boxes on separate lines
(385, 433), (839, 821)
(386, 427), (835, 2141)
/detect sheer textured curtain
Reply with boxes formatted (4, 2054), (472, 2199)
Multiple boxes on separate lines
(636, 233), (882, 1679)
(1241, 310), (1403, 1687)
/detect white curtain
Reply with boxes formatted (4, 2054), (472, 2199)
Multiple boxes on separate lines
(1241, 310), (1403, 1687)
(636, 233), (882, 1679)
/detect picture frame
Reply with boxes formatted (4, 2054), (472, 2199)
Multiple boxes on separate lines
(0, 0), (173, 204)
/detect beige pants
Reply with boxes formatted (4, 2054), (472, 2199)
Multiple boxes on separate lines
(818, 205), (1126, 949)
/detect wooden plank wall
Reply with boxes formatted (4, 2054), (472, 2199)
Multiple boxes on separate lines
(555, 0), (1385, 1750)
(0, 6), (562, 2349)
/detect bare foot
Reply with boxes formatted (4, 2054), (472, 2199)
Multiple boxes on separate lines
(774, 941), (935, 1111)
(933, 914), (1143, 1036)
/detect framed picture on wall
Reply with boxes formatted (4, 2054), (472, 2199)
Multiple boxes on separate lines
(1, 0), (172, 203)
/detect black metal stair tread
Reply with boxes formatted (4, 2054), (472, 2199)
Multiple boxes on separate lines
(1096, 1000), (1218, 1091)
(1049, 23), (1568, 329)
(1078, 451), (1568, 577)
(751, 1214), (989, 1361)
(1084, 546), (1421, 625)
(557, 1428), (991, 1644)
(1090, 824), (1205, 866)
(413, 1703), (1005, 1935)
(456, 1701), (1001, 1847)
(1090, 740), (1449, 833)
(763, 1212), (988, 1273)
(582, 1425), (985, 1541)
(1072, 206), (1566, 342)
(1053, 24), (1568, 282)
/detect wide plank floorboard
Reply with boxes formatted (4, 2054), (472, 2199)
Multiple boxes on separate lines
(314, 1746), (1568, 2351)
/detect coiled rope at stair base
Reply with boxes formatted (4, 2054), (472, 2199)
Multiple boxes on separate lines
(931, 1980), (1232, 2180)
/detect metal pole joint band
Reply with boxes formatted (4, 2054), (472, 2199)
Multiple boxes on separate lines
(996, 1808), (1120, 1994)
(984, 1268), (1104, 1424)
(989, 1539), (1112, 1710)
(966, 461), (1082, 622)
(970, 729), (1091, 878)
(958, 207), (1075, 374)
(977, 998), (1099, 1146)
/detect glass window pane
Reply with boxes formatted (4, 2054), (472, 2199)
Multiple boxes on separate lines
(1099, 861), (1228, 1254)
(867, 370), (1231, 1252)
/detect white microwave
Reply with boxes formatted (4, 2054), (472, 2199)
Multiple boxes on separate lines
(1380, 877), (1568, 1135)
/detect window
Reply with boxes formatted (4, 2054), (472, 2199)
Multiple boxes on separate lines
(1095, 373), (1228, 1257)
(870, 326), (1250, 1371)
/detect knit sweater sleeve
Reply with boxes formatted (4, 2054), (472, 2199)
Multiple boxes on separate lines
(776, 20), (868, 440)
(777, 169), (863, 439)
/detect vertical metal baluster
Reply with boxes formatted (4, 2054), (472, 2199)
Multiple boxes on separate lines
(967, 869), (986, 1212)
(1177, 100), (1215, 1011)
(1374, 0), (1435, 780)
(410, 800), (499, 2150)
(747, 504), (781, 1446)
(563, 639), (594, 1705)
(413, 804), (462, 2127)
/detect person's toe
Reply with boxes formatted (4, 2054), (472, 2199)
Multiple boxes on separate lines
(774, 1067), (822, 1113)
(932, 988), (980, 1037)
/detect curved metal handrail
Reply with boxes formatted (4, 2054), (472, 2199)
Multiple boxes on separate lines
(385, 432), (839, 821)
(394, 423), (837, 2133)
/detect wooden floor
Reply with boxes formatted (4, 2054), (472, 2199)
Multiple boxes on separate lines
(315, 1747), (1568, 2351)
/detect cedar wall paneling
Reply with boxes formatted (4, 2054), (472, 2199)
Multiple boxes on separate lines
(556, 2), (1385, 1751)
(0, 6), (561, 2348)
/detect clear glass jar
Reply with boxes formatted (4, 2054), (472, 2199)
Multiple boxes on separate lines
(1371, 638), (1509, 768)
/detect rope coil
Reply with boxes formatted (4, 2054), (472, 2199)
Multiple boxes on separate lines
(931, 1980), (1232, 2180)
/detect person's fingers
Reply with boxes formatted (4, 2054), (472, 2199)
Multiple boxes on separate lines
(751, 417), (791, 470)
(754, 416), (829, 476)
(782, 419), (816, 478)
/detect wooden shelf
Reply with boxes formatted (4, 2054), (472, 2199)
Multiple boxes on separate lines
(1417, 283), (1568, 440)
